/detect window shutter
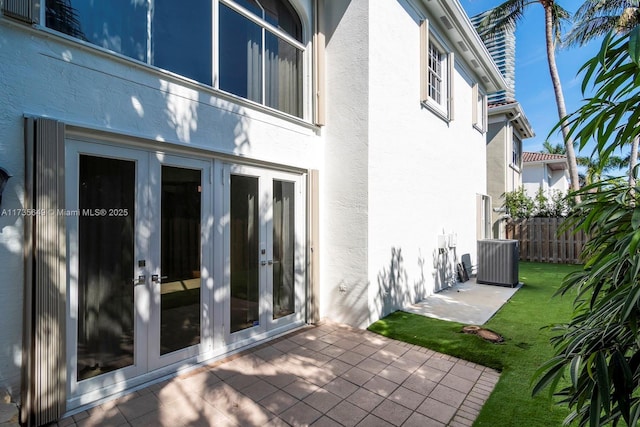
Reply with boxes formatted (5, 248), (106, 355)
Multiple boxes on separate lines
(472, 83), (478, 126)
(2, 0), (39, 24)
(21, 117), (66, 426)
(313, 0), (326, 126)
(447, 51), (454, 121)
(306, 170), (320, 323)
(419, 19), (429, 102)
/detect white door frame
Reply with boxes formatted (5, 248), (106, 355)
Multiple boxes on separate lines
(147, 153), (214, 371)
(65, 140), (151, 404)
(65, 141), (217, 406)
(223, 163), (306, 345)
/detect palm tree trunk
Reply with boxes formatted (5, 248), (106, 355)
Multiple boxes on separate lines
(543, 2), (581, 200)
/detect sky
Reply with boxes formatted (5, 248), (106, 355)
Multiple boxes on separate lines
(460, 0), (604, 158)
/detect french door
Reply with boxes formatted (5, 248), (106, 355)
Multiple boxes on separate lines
(64, 139), (306, 407)
(66, 141), (212, 404)
(225, 164), (305, 342)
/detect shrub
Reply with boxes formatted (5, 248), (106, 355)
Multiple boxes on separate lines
(503, 187), (570, 219)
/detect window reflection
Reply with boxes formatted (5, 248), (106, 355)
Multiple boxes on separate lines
(273, 180), (295, 319)
(266, 33), (302, 117)
(219, 4), (263, 104)
(160, 166), (202, 355)
(46, 0), (148, 62)
(230, 175), (260, 333)
(45, 0), (305, 118)
(77, 155), (135, 381)
(153, 0), (212, 85)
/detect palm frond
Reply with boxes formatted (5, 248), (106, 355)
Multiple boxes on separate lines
(552, 3), (573, 45)
(565, 16), (628, 47)
(577, 0), (639, 21)
(565, 0), (640, 47)
(476, 0), (531, 40)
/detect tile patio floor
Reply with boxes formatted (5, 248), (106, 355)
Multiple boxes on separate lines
(56, 321), (499, 427)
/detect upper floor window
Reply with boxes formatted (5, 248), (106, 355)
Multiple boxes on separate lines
(512, 137), (522, 168)
(472, 83), (486, 132)
(219, 1), (303, 117)
(44, 0), (304, 118)
(420, 20), (452, 121)
(428, 42), (444, 105)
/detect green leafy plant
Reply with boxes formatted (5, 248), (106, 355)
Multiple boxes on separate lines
(504, 186), (535, 219)
(534, 179), (640, 426)
(533, 26), (640, 427)
(535, 187), (552, 217)
(504, 187), (570, 218)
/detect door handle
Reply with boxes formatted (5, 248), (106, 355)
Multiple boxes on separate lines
(133, 275), (146, 285)
(151, 275), (169, 283)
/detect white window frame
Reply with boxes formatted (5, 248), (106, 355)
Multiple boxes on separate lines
(29, 0), (311, 122)
(472, 83), (487, 132)
(420, 20), (453, 122)
(511, 135), (522, 170)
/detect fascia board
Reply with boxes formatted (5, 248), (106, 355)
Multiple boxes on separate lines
(420, 0), (507, 94)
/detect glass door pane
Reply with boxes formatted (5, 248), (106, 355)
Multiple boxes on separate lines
(272, 180), (295, 319)
(77, 155), (135, 381)
(230, 175), (260, 333)
(160, 166), (202, 355)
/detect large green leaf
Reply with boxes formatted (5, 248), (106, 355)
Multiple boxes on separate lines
(630, 25), (640, 66)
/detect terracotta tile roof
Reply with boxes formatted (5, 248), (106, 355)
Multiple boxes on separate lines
(488, 100), (518, 108)
(522, 152), (567, 162)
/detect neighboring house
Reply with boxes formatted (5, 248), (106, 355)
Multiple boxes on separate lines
(471, 11), (534, 238)
(0, 0), (505, 424)
(522, 152), (571, 199)
(485, 101), (535, 238)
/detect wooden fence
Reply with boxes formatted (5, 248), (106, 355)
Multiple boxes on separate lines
(505, 218), (587, 264)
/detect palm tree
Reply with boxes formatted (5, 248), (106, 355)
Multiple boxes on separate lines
(576, 154), (626, 185)
(564, 1), (640, 187)
(540, 141), (632, 186)
(564, 0), (640, 46)
(540, 140), (565, 154)
(477, 0), (581, 198)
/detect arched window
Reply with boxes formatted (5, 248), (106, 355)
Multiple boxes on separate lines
(45, 0), (305, 119)
(219, 0), (303, 117)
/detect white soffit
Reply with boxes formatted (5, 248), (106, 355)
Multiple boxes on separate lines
(420, 0), (507, 94)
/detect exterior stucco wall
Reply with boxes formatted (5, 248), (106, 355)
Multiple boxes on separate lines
(320, 0), (371, 326)
(523, 164), (569, 197)
(522, 164), (546, 196)
(366, 0), (488, 323)
(0, 7), (320, 400)
(550, 169), (570, 193)
(486, 121), (508, 237)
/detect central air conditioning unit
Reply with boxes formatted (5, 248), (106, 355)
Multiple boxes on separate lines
(477, 239), (519, 287)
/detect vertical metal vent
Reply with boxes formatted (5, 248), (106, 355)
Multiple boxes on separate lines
(2, 0), (39, 24)
(477, 240), (519, 287)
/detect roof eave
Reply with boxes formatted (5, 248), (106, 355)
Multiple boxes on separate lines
(488, 101), (535, 139)
(420, 0), (507, 94)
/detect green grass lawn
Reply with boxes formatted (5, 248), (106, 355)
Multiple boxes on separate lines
(368, 261), (582, 427)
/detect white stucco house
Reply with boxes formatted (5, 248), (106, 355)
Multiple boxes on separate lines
(485, 101), (534, 238)
(0, 0), (505, 424)
(522, 152), (570, 199)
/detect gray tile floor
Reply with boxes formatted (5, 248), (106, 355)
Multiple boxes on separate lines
(56, 322), (499, 427)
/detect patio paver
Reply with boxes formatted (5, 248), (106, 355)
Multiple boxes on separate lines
(55, 321), (500, 426)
